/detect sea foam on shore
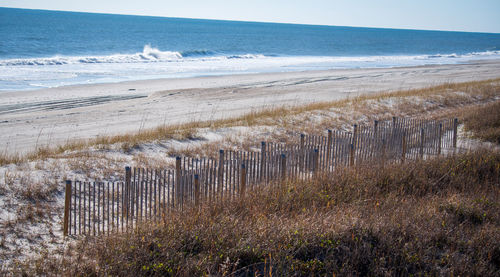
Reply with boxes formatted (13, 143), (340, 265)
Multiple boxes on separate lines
(2, 45), (500, 91)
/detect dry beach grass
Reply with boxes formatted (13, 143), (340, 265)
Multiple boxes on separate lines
(17, 149), (500, 276)
(462, 101), (500, 144)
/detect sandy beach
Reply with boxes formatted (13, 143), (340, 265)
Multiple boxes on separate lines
(1, 59), (500, 155)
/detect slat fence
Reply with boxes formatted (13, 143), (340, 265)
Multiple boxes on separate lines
(63, 117), (459, 236)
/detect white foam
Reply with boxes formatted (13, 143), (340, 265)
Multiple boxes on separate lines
(1, 47), (500, 91)
(0, 45), (272, 67)
(0, 45), (183, 66)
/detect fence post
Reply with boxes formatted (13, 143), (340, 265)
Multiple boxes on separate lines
(218, 150), (224, 198)
(349, 143), (355, 167)
(352, 124), (358, 147)
(124, 166), (131, 218)
(420, 128), (425, 159)
(240, 163), (246, 198)
(381, 139), (386, 167)
(175, 157), (181, 207)
(314, 149), (319, 175)
(438, 123), (442, 155)
(453, 118), (458, 149)
(260, 142), (266, 181)
(63, 180), (72, 236)
(194, 174), (200, 207)
(281, 154), (287, 180)
(327, 130), (332, 168)
(402, 132), (407, 163)
(300, 134), (305, 149)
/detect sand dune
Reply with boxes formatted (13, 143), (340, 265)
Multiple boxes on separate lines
(1, 60), (500, 154)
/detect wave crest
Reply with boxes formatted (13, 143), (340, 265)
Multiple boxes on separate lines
(140, 44), (182, 60)
(0, 45), (273, 66)
(0, 45), (185, 66)
(1, 47), (500, 67)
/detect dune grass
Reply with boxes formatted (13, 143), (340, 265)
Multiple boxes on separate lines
(462, 101), (500, 144)
(14, 148), (500, 276)
(0, 78), (499, 166)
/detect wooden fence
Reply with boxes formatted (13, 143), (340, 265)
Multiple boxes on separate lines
(63, 117), (458, 236)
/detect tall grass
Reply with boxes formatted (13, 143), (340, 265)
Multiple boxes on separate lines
(17, 149), (500, 276)
(462, 100), (500, 144)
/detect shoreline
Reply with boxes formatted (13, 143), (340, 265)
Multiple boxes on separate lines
(1, 59), (500, 155)
(1, 58), (499, 97)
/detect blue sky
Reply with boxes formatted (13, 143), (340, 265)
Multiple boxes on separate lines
(2, 0), (500, 33)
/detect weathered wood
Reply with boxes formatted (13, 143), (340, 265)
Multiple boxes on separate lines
(260, 142), (266, 182)
(381, 139), (386, 167)
(124, 168), (130, 228)
(420, 128), (425, 159)
(72, 180), (77, 235)
(78, 181), (82, 235)
(194, 174), (200, 207)
(84, 182), (88, 235)
(314, 149), (319, 175)
(63, 180), (72, 236)
(135, 168), (140, 221)
(453, 118), (458, 149)
(250, 152), (254, 186)
(281, 154), (287, 180)
(352, 124), (358, 148)
(168, 170), (172, 210)
(438, 123), (442, 155)
(240, 163), (247, 198)
(106, 182), (110, 235)
(139, 170), (144, 221)
(153, 170), (157, 221)
(402, 132), (407, 163)
(224, 151), (229, 198)
(237, 152), (241, 195)
(349, 143), (355, 167)
(175, 157), (181, 207)
(97, 183), (100, 234)
(217, 150), (224, 200)
(133, 168), (137, 221)
(93, 182), (97, 235)
(231, 152), (235, 197)
(111, 182), (114, 233)
(145, 170), (149, 220)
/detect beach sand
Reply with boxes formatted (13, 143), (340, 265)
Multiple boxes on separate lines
(1, 59), (500, 155)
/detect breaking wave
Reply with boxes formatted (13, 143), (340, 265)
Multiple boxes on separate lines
(2, 44), (500, 67)
(1, 44), (499, 69)
(0, 45), (268, 66)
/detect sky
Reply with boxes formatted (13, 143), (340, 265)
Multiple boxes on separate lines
(1, 0), (500, 33)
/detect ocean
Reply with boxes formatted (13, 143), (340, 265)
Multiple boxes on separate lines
(1, 7), (500, 91)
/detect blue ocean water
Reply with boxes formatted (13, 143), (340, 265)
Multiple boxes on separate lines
(1, 7), (500, 91)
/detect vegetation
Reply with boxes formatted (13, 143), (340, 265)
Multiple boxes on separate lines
(1, 78), (499, 166)
(462, 101), (500, 144)
(17, 149), (500, 276)
(1, 78), (499, 275)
